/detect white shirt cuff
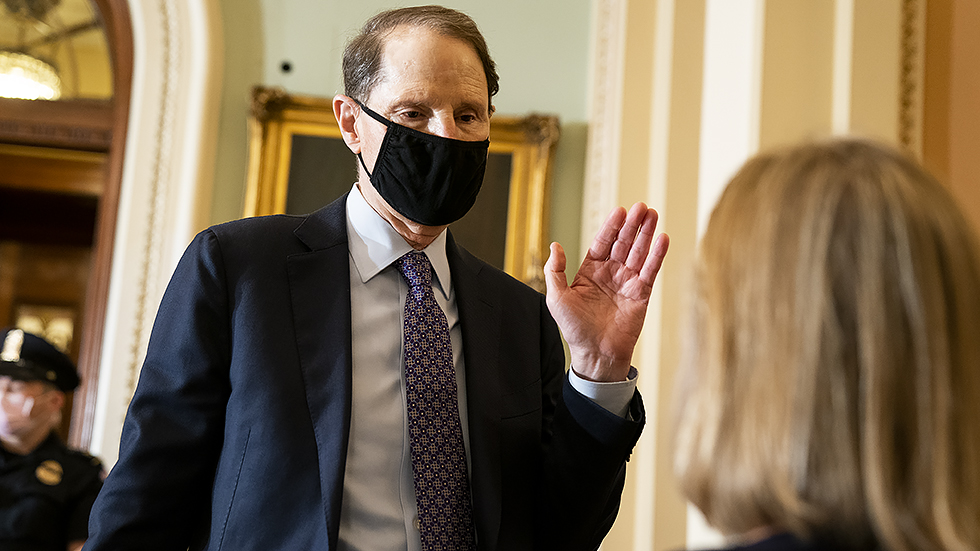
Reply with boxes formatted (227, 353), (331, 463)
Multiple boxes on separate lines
(568, 366), (638, 419)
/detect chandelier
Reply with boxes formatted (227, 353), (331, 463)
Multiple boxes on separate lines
(0, 50), (61, 99)
(0, 0), (64, 100)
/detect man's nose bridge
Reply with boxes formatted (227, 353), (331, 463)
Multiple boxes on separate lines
(432, 113), (458, 139)
(0, 386), (19, 408)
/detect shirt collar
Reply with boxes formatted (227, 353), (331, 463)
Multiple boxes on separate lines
(346, 184), (453, 300)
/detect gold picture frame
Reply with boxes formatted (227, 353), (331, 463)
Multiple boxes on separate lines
(244, 86), (560, 290)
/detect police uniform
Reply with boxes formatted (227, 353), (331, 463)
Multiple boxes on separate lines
(0, 433), (103, 550)
(0, 329), (104, 550)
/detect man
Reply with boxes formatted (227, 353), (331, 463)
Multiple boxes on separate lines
(0, 328), (104, 551)
(88, 6), (669, 551)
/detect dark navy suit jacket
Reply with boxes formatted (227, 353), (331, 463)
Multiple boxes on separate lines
(87, 195), (644, 550)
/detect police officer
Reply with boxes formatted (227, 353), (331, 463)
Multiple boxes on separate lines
(0, 328), (103, 551)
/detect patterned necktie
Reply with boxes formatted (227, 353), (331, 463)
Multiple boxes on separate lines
(395, 251), (476, 551)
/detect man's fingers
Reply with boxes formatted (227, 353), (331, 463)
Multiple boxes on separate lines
(544, 242), (568, 302)
(587, 207), (627, 261)
(624, 208), (659, 272)
(584, 202), (667, 288)
(608, 203), (649, 264)
(639, 232), (670, 285)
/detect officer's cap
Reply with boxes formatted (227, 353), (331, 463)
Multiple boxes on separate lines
(0, 329), (79, 392)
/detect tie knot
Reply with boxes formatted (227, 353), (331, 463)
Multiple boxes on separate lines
(395, 251), (433, 289)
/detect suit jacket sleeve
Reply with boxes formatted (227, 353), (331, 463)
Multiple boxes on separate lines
(87, 229), (232, 550)
(450, 237), (643, 551)
(535, 293), (644, 550)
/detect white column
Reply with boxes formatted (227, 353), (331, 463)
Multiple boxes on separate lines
(89, 0), (223, 466)
(586, 0), (706, 549)
(696, 0), (765, 235)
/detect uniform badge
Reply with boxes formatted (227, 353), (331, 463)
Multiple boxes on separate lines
(1, 329), (24, 362)
(35, 460), (63, 486)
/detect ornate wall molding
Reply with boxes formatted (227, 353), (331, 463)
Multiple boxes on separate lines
(898, 0), (925, 155)
(125, 0), (180, 403)
(89, 0), (222, 465)
(581, 0), (626, 257)
(0, 98), (113, 150)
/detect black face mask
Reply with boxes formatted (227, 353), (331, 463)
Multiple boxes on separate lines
(355, 100), (489, 226)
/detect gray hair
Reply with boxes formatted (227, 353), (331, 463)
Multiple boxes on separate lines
(342, 5), (499, 108)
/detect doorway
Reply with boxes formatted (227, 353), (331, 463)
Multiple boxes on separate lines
(0, 0), (132, 447)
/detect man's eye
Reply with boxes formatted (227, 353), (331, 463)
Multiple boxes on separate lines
(459, 114), (476, 123)
(402, 111), (423, 119)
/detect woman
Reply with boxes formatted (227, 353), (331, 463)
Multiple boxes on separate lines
(673, 139), (980, 551)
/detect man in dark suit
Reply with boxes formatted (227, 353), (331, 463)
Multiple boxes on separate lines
(87, 6), (669, 551)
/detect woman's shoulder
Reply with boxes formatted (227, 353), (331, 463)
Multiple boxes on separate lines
(690, 532), (871, 551)
(725, 533), (816, 550)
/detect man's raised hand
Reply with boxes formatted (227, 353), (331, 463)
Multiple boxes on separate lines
(544, 202), (669, 382)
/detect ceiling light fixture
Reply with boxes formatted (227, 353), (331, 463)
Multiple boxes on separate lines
(0, 0), (64, 100)
(0, 50), (62, 100)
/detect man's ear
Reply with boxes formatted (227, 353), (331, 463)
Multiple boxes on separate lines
(46, 389), (65, 411)
(333, 94), (361, 154)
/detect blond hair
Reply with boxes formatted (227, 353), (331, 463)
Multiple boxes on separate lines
(674, 139), (980, 550)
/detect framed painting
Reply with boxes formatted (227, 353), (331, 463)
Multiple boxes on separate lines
(244, 86), (560, 291)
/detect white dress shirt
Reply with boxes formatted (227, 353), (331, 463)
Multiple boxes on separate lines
(337, 184), (636, 550)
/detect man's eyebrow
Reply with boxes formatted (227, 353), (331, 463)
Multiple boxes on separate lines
(454, 100), (491, 115)
(385, 98), (427, 112)
(383, 99), (489, 116)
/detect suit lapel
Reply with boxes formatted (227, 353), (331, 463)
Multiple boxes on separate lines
(447, 233), (503, 551)
(287, 195), (352, 550)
